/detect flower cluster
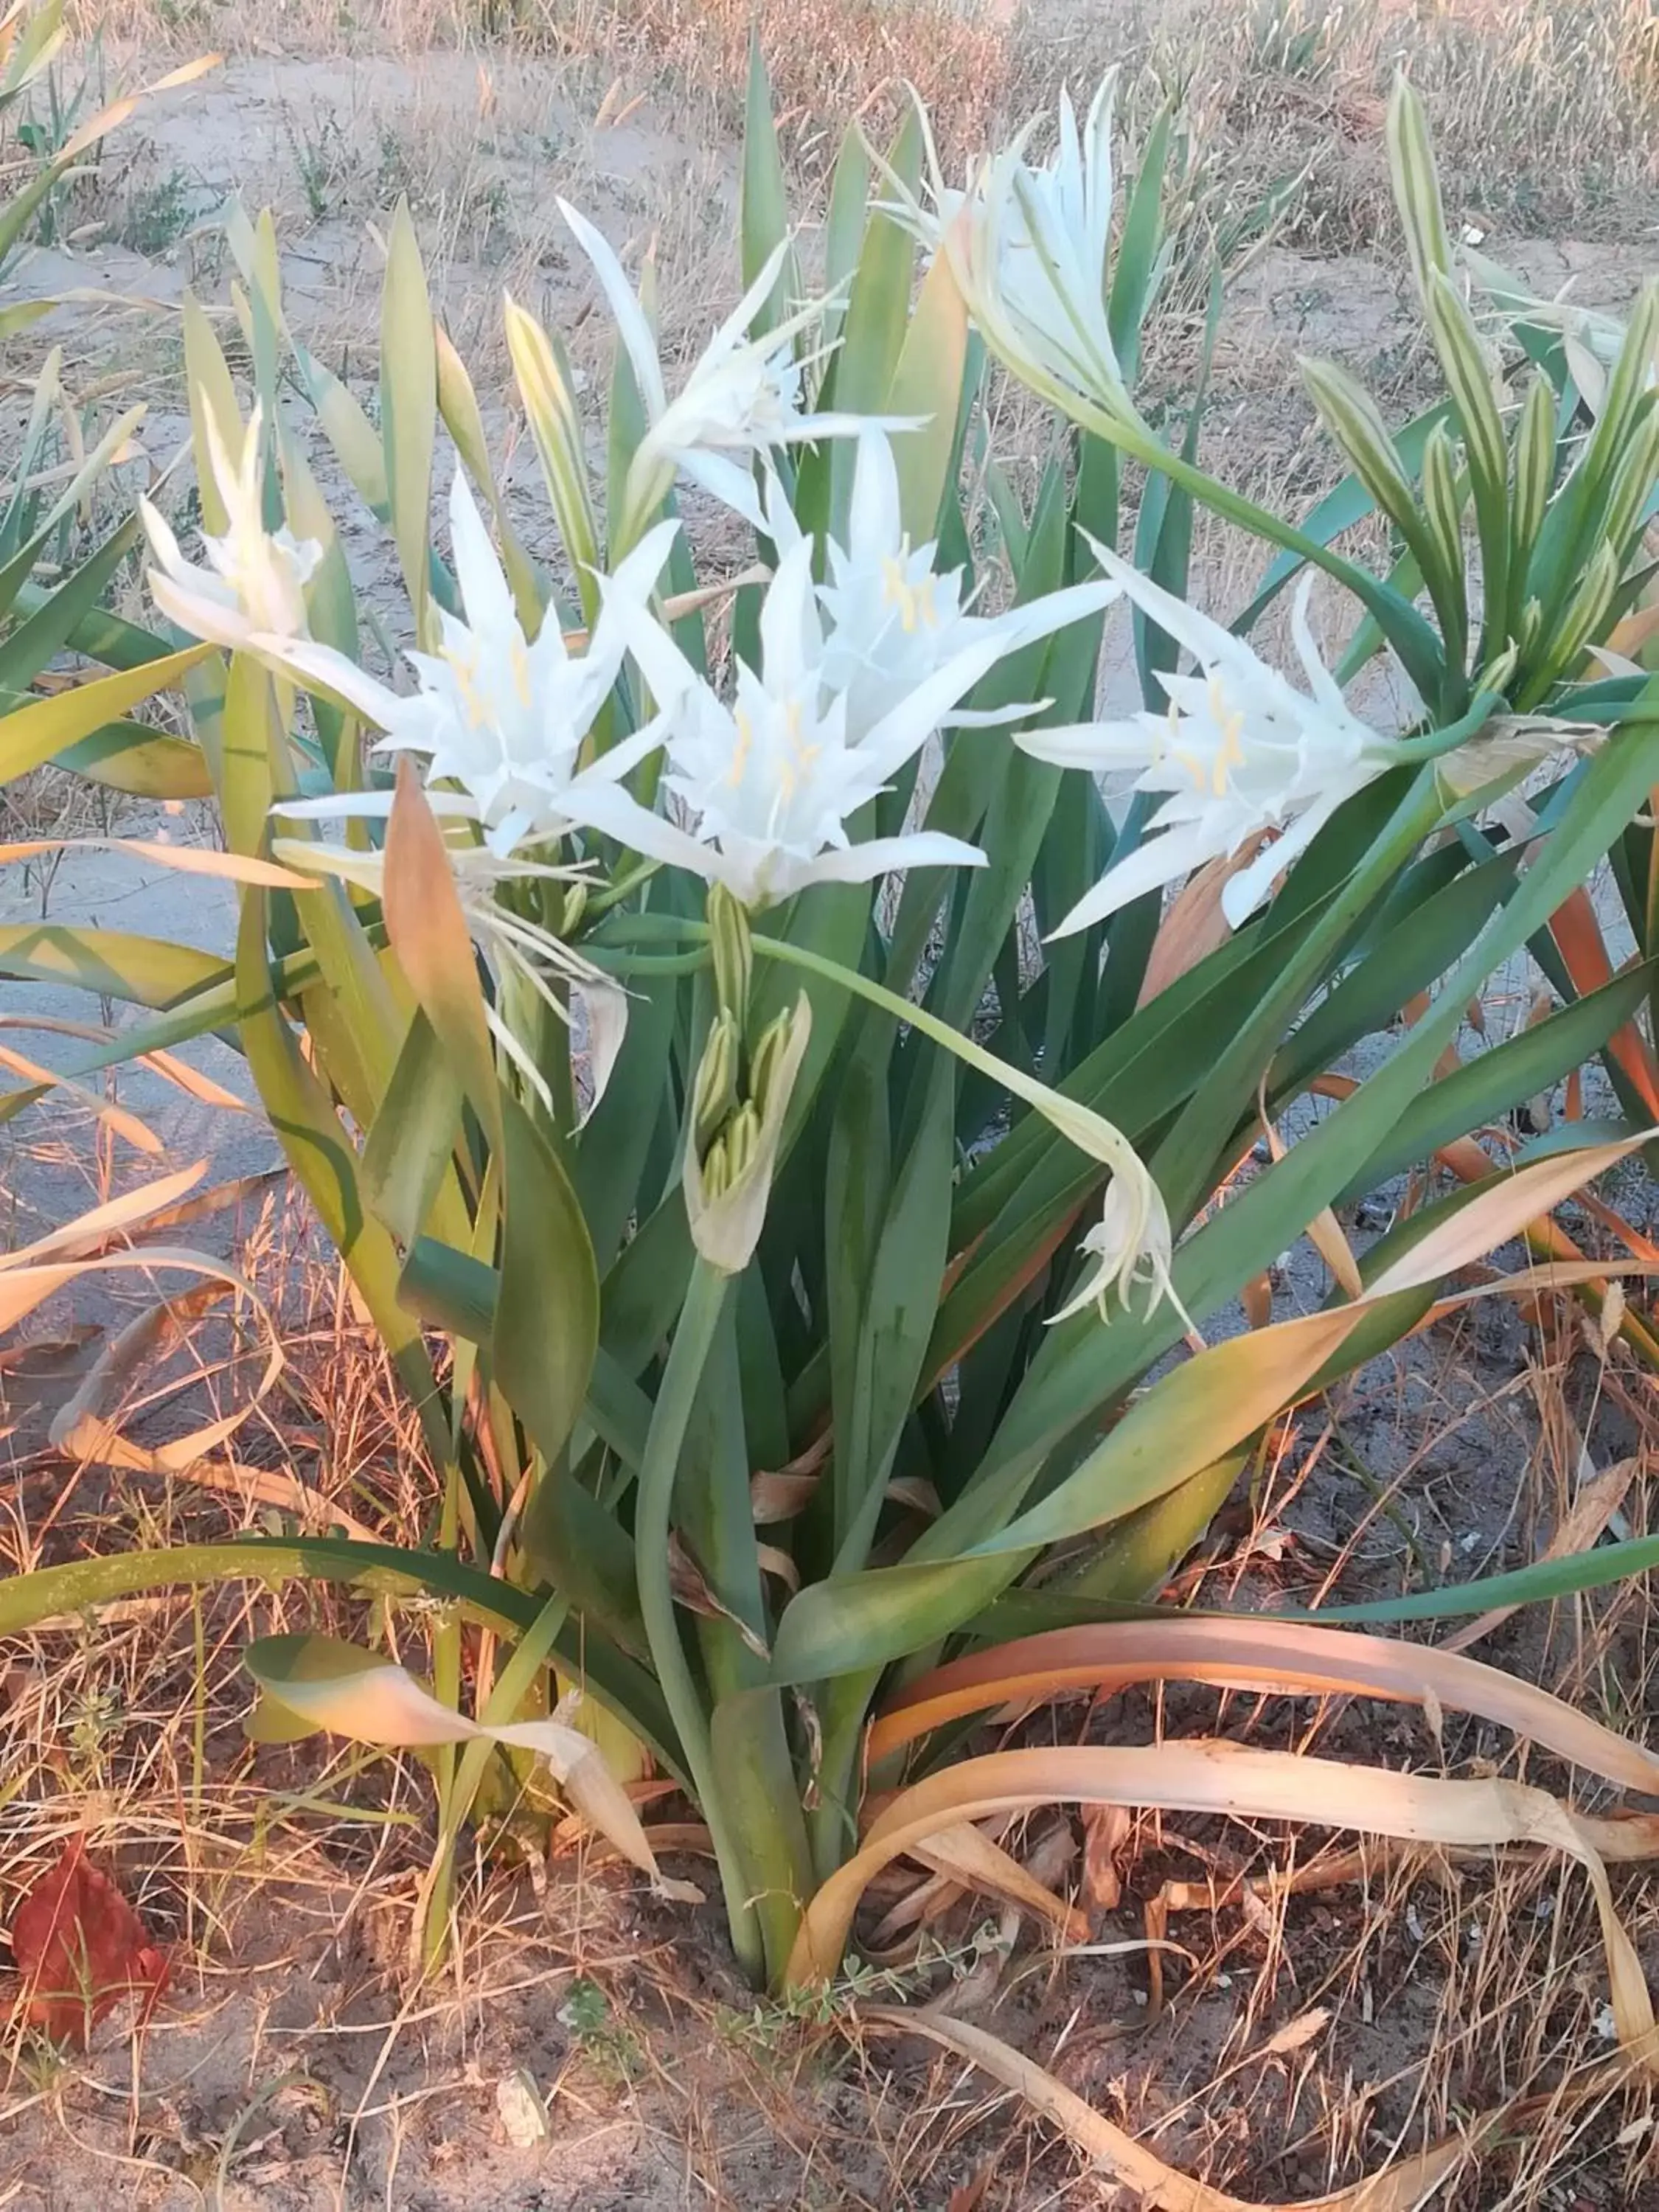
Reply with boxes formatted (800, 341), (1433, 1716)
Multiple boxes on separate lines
(141, 153), (1431, 1332)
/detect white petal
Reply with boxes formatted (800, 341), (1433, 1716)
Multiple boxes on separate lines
(201, 400), (248, 532)
(671, 445), (767, 528)
(246, 632), (405, 726)
(792, 830), (987, 886)
(1218, 787), (1352, 925)
(587, 518), (681, 671)
(781, 408), (928, 445)
(701, 238), (793, 369)
(1015, 714), (1164, 769)
(139, 495), (192, 585)
(608, 596), (706, 723)
(563, 778), (718, 876)
(758, 535), (821, 687)
(1046, 818), (1221, 938)
(1077, 534), (1251, 678)
(858, 624), (1023, 781)
(149, 566), (253, 653)
(447, 466), (518, 644)
(847, 428), (903, 556)
(557, 198), (667, 419)
(1289, 571), (1350, 721)
(996, 572), (1119, 652)
(1047, 1246), (1109, 1325)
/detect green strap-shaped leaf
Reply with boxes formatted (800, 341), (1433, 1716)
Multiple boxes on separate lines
(493, 1090), (600, 1475)
(0, 644), (209, 783)
(0, 923), (229, 1008)
(380, 199), (438, 647)
(48, 720), (212, 800)
(1336, 964), (1654, 1198)
(739, 34), (796, 340)
(0, 1538), (684, 1778)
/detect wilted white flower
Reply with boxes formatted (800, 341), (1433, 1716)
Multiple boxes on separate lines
(559, 198), (908, 540)
(1016, 539), (1397, 936)
(142, 402), (321, 653)
(892, 73), (1133, 422)
(255, 467), (686, 863)
(1048, 1172), (1182, 1326)
(271, 807), (628, 1118)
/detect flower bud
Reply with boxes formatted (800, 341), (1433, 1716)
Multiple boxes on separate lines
(692, 1009), (740, 1155)
(560, 880), (589, 939)
(706, 881), (752, 1022)
(700, 1135), (732, 1200)
(723, 1099), (762, 1182)
(683, 991), (812, 1276)
(745, 1007), (794, 1116)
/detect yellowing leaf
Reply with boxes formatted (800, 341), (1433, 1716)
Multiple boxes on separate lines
(244, 1635), (700, 1904)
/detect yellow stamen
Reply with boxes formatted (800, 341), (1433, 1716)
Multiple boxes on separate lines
(880, 541), (937, 636)
(450, 645), (489, 730)
(1211, 703), (1246, 798)
(727, 706), (754, 789)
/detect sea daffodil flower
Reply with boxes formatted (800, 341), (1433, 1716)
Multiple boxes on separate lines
(1048, 1172), (1183, 1326)
(142, 402), (321, 653)
(892, 73), (1134, 423)
(608, 529), (1115, 907)
(1016, 540), (1397, 936)
(809, 431), (1057, 744)
(558, 198), (911, 543)
(254, 468), (687, 863)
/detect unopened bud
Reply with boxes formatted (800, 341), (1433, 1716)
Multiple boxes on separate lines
(692, 1010), (740, 1154)
(560, 880), (589, 939)
(700, 1135), (731, 1200)
(723, 1099), (762, 1183)
(746, 1008), (793, 1116)
(1479, 640), (1518, 697)
(707, 882), (752, 1022)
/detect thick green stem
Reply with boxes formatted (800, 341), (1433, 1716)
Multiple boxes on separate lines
(633, 1260), (765, 1978)
(807, 1667), (880, 1885)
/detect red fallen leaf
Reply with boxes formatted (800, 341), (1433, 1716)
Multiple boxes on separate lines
(8, 1834), (169, 2046)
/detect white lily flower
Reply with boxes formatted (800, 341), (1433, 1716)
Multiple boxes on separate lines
(812, 432), (1015, 742)
(142, 401), (321, 653)
(892, 74), (1133, 422)
(559, 198), (911, 540)
(1016, 540), (1398, 937)
(252, 467), (689, 866)
(270, 817), (628, 1117)
(601, 533), (981, 905)
(608, 529), (1116, 908)
(758, 434), (1113, 752)
(1048, 1172), (1183, 1327)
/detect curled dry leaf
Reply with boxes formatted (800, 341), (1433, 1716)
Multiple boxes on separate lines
(9, 1834), (168, 2048)
(1082, 1802), (1133, 1913)
(863, 2004), (1477, 2211)
(870, 1617), (1659, 1792)
(910, 1820), (1088, 1946)
(244, 1635), (703, 1905)
(786, 1740), (1659, 2075)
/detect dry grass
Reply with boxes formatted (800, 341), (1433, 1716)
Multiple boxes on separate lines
(4, 1169), (1659, 2207)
